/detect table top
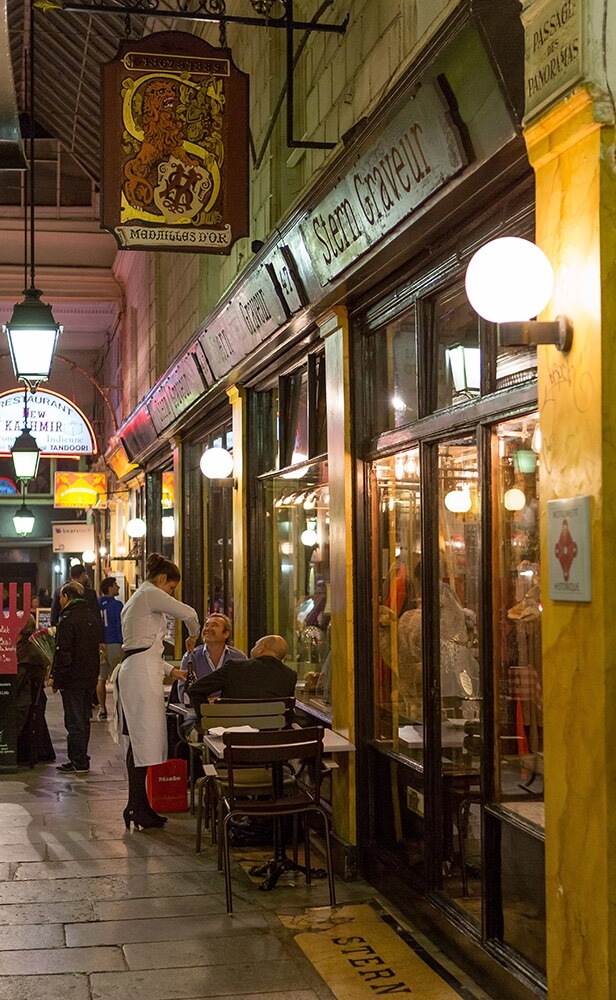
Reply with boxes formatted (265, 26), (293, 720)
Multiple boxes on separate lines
(200, 724), (354, 759)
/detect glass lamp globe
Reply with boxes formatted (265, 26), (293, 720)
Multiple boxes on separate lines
(200, 446), (234, 479)
(504, 487), (526, 511)
(465, 237), (554, 323)
(444, 487), (472, 514)
(300, 527), (319, 547)
(127, 517), (147, 539)
(82, 549), (96, 564)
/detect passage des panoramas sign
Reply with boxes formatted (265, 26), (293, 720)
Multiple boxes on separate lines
(101, 31), (249, 254)
(0, 390), (96, 457)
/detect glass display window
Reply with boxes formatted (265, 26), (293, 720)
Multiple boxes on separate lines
(369, 307), (418, 434)
(264, 461), (330, 714)
(492, 413), (543, 828)
(202, 425), (234, 620)
(371, 448), (422, 749)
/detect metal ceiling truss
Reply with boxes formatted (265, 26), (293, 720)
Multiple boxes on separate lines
(39, 0), (348, 150)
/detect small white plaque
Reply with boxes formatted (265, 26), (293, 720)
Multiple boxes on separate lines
(547, 495), (591, 602)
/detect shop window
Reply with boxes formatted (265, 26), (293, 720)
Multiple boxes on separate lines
(264, 461), (330, 715)
(161, 470), (175, 562)
(371, 448), (422, 746)
(278, 353), (327, 471)
(492, 413), (543, 824)
(431, 283), (481, 410)
(368, 306), (418, 435)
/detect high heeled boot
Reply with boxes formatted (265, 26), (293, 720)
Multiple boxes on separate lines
(124, 744), (167, 829)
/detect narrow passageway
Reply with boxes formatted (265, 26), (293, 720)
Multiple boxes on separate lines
(0, 689), (493, 1000)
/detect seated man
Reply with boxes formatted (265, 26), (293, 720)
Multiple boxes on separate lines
(189, 634), (297, 718)
(178, 613), (246, 698)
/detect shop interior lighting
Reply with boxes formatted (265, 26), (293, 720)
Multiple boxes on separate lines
(300, 525), (319, 547)
(444, 485), (472, 514)
(161, 515), (175, 537)
(445, 344), (480, 395)
(504, 487), (526, 511)
(465, 237), (573, 352)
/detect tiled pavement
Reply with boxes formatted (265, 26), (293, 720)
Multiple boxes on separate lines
(0, 687), (495, 1000)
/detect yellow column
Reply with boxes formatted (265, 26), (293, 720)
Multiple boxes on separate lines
(525, 88), (616, 998)
(227, 384), (248, 655)
(317, 306), (356, 847)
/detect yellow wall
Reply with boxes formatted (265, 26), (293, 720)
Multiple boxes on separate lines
(525, 87), (616, 999)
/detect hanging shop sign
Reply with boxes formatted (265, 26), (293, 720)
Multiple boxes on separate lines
(101, 31), (249, 254)
(105, 436), (139, 480)
(52, 522), (96, 554)
(0, 389), (96, 457)
(298, 82), (466, 286)
(54, 472), (108, 509)
(522, 0), (582, 122)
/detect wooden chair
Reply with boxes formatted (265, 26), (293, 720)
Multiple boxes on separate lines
(194, 698), (295, 854)
(216, 726), (336, 914)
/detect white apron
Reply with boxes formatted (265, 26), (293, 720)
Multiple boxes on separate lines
(116, 640), (168, 768)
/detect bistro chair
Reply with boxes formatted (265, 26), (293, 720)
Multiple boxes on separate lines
(215, 725), (336, 914)
(194, 697), (295, 854)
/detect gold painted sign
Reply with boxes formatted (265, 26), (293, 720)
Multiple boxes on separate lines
(54, 472), (107, 509)
(101, 31), (249, 253)
(522, 0), (582, 121)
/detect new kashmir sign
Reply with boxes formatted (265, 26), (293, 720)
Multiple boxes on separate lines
(0, 390), (96, 457)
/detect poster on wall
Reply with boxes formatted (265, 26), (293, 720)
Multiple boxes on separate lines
(547, 495), (592, 602)
(101, 31), (249, 254)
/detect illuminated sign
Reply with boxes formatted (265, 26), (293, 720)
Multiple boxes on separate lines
(54, 472), (107, 509)
(0, 389), (96, 457)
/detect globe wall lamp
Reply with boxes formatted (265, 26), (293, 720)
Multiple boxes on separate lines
(465, 237), (573, 352)
(126, 517), (147, 539)
(199, 446), (236, 485)
(161, 515), (175, 537)
(444, 485), (472, 514)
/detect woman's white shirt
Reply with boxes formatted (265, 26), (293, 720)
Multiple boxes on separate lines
(121, 580), (199, 652)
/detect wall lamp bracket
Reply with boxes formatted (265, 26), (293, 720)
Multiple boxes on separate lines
(498, 315), (574, 353)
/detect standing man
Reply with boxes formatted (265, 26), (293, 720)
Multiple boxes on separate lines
(189, 634), (296, 714)
(50, 563), (101, 629)
(97, 577), (123, 720)
(51, 581), (102, 775)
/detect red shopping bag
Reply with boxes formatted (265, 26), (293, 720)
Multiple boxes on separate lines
(146, 758), (188, 812)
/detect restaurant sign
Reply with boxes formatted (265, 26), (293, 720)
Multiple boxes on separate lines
(299, 82), (466, 286)
(101, 31), (249, 253)
(148, 351), (207, 434)
(0, 389), (96, 457)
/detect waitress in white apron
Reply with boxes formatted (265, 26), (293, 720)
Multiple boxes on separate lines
(117, 552), (200, 830)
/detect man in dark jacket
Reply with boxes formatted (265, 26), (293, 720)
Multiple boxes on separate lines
(51, 582), (102, 775)
(189, 634), (296, 715)
(50, 563), (102, 633)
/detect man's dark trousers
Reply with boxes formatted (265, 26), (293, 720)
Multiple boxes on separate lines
(60, 689), (92, 770)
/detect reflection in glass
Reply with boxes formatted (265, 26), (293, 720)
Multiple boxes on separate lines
(370, 307), (418, 434)
(265, 462), (331, 715)
(493, 413), (543, 824)
(438, 439), (481, 911)
(434, 284), (480, 409)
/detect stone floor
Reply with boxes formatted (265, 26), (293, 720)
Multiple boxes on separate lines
(0, 688), (495, 1000)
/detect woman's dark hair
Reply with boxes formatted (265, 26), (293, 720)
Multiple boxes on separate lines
(146, 552), (181, 583)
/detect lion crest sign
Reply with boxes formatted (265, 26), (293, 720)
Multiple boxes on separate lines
(101, 32), (249, 253)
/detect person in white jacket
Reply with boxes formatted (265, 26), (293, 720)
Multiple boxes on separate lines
(117, 552), (200, 830)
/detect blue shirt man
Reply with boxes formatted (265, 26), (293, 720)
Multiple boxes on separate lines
(178, 613), (246, 727)
(97, 577), (123, 720)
